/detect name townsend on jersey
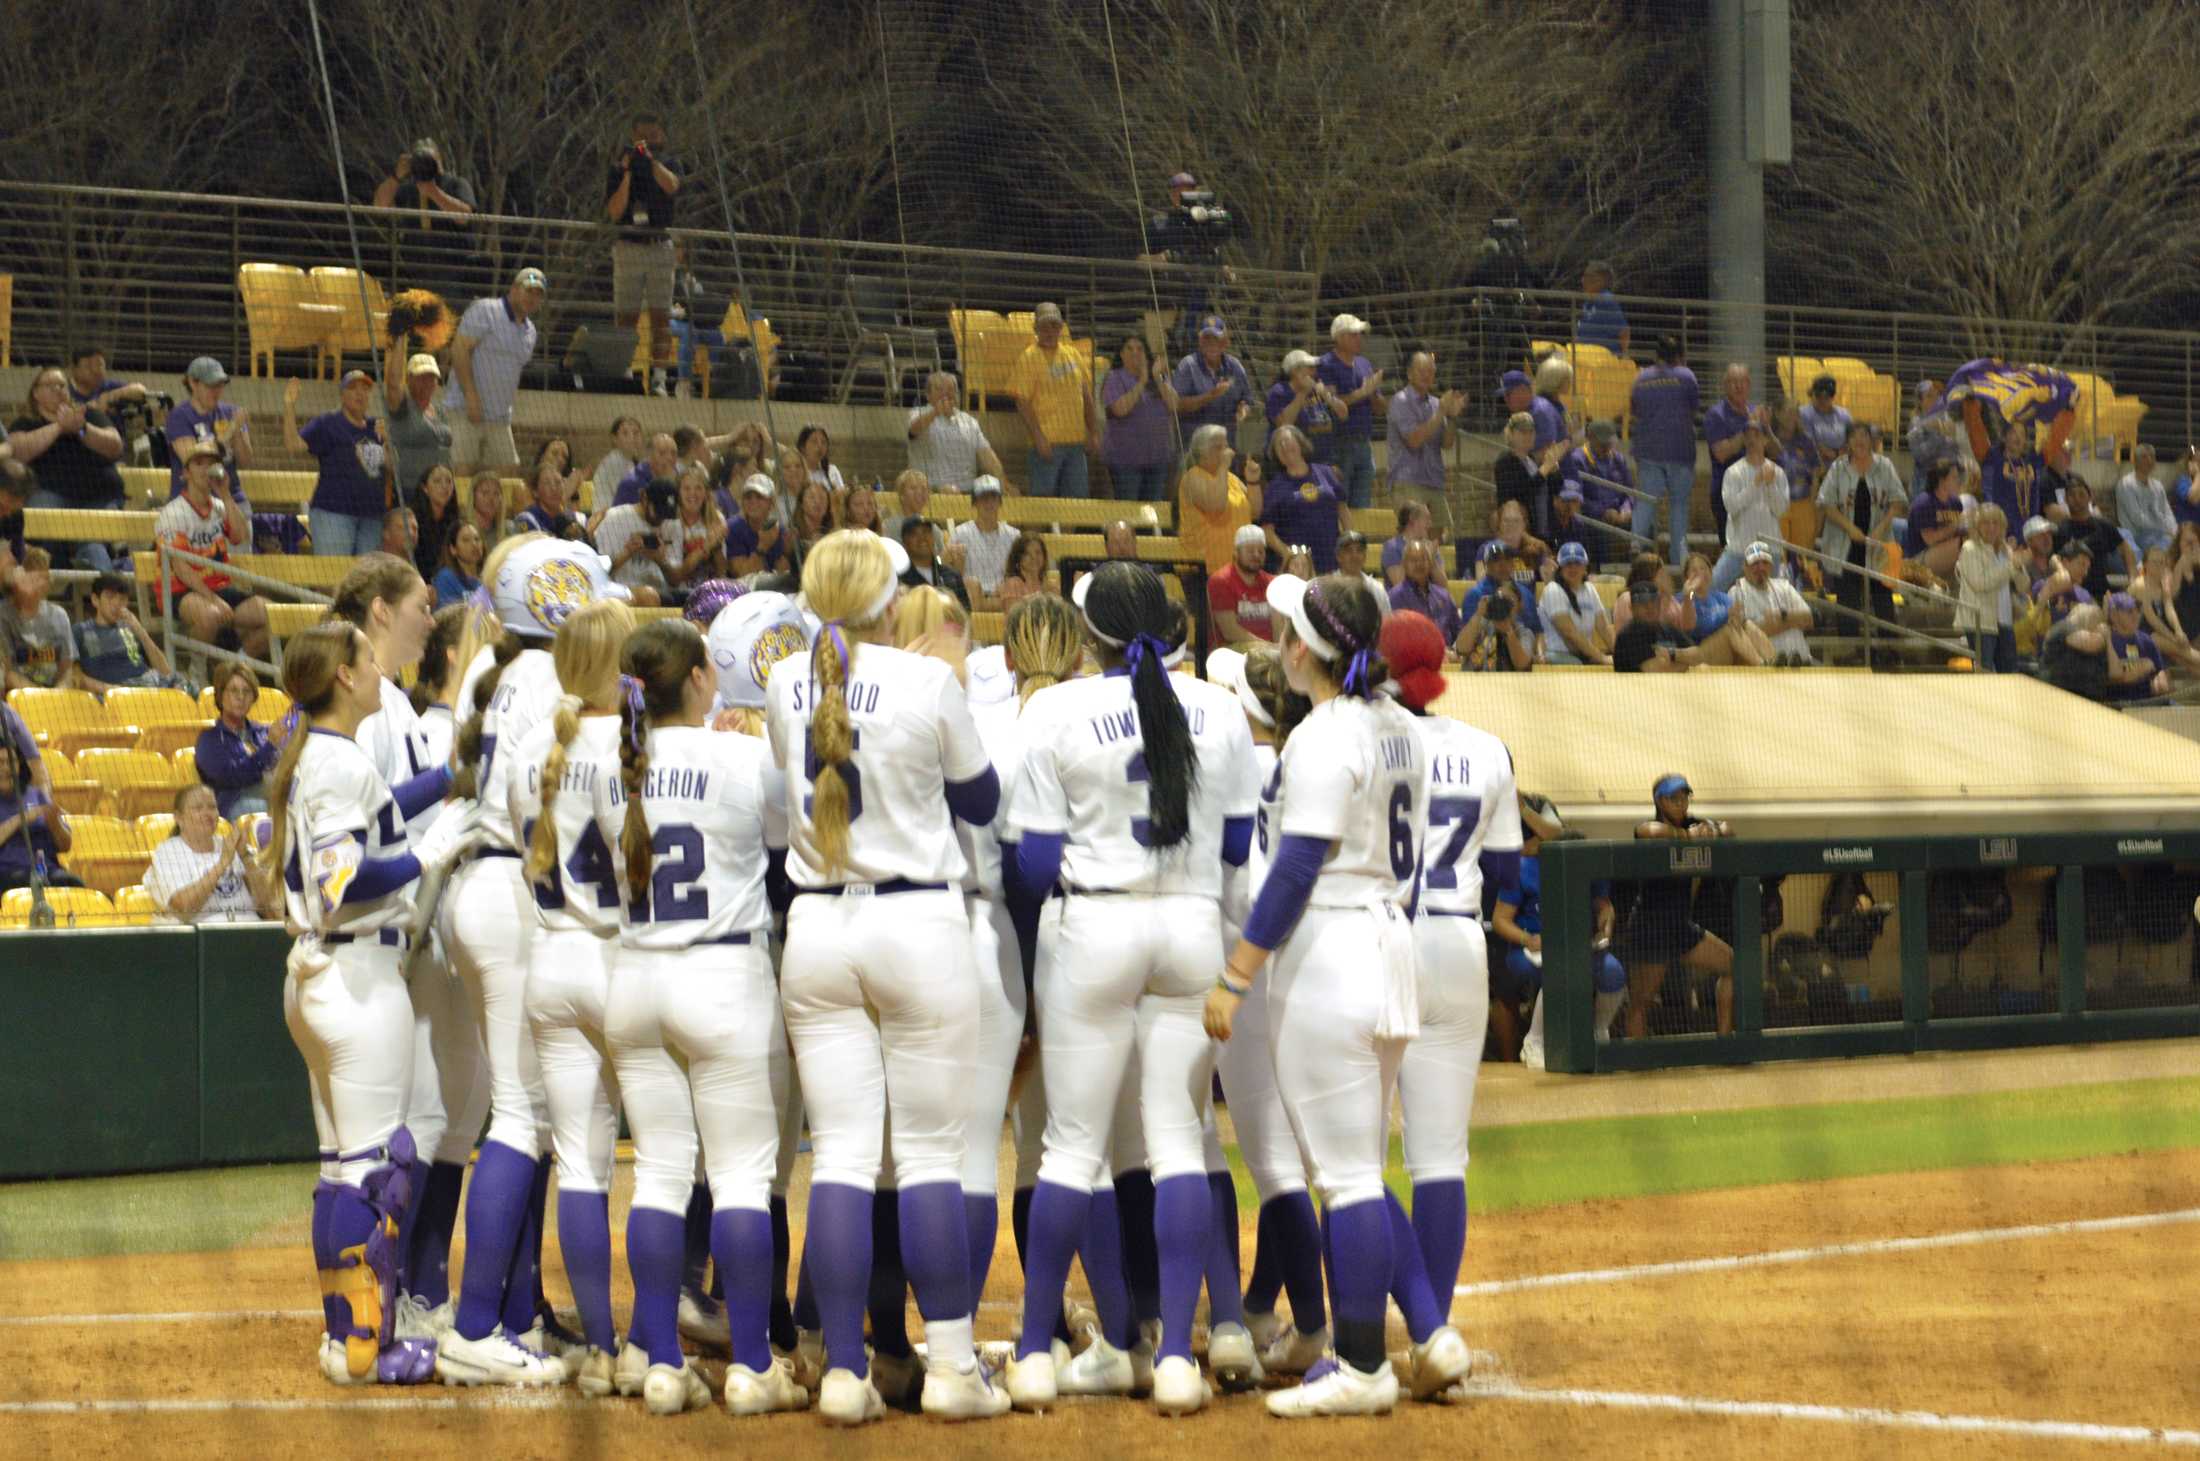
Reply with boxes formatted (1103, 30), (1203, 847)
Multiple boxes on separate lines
(1086, 706), (1206, 744)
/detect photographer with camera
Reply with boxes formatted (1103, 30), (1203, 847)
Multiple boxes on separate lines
(67, 348), (165, 466)
(604, 113), (684, 397)
(373, 138), (478, 222)
(1457, 539), (1537, 671)
(372, 139), (478, 300)
(594, 476), (683, 608)
(163, 357), (253, 507)
(1142, 171), (1237, 356)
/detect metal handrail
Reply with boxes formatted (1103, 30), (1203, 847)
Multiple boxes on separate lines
(155, 542), (332, 682)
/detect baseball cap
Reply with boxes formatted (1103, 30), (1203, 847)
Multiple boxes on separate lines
(1330, 313), (1369, 339)
(1337, 530), (1367, 550)
(1478, 538), (1516, 563)
(1557, 485), (1584, 503)
(706, 590), (812, 710)
(1496, 368), (1531, 397)
(1033, 302), (1064, 326)
(1653, 773), (1693, 800)
(2106, 591), (2138, 612)
(1199, 314), (1228, 338)
(1168, 171), (1196, 189)
(1233, 523), (1266, 549)
(184, 356), (229, 386)
(2021, 515), (2054, 540)
(1205, 646), (1273, 730)
(1586, 419), (1617, 443)
(340, 368), (374, 388)
(181, 438), (222, 462)
(1281, 349), (1318, 375)
(1811, 373), (1837, 395)
(405, 352), (441, 379)
(643, 477), (679, 519)
(740, 472), (774, 499)
(1627, 580), (1661, 604)
(491, 537), (628, 639)
(1743, 541), (1775, 565)
(971, 474), (1003, 498)
(2058, 537), (2094, 560)
(1556, 541), (1590, 567)
(513, 267), (548, 293)
(965, 643), (1016, 707)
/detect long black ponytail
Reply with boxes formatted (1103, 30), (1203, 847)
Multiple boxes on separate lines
(1081, 561), (1198, 850)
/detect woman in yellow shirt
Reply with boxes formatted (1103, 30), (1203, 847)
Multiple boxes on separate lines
(1178, 423), (1252, 574)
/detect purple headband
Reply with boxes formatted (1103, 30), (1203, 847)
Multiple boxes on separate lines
(619, 673), (647, 753)
(1122, 631), (1168, 676)
(1305, 581), (1376, 699)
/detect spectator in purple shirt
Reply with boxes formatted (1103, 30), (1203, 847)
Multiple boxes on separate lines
(1574, 261), (1630, 355)
(2105, 592), (2171, 700)
(1316, 314), (1386, 509)
(1563, 421), (1634, 537)
(2172, 449), (2200, 530)
(1261, 424), (1349, 573)
(1529, 354), (1574, 458)
(194, 663), (282, 817)
(1627, 335), (1699, 566)
(1388, 539), (1461, 645)
(1102, 335), (1181, 502)
(514, 458), (592, 544)
(1383, 497), (1434, 587)
(1385, 352), (1466, 502)
(282, 371), (391, 556)
(1171, 315), (1253, 437)
(1549, 486), (1592, 554)
(1701, 363), (1762, 551)
(1265, 349), (1345, 464)
(164, 356), (254, 506)
(1901, 460), (1968, 582)
(612, 432), (681, 511)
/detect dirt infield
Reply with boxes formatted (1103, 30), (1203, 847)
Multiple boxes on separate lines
(6, 1145), (2198, 1460)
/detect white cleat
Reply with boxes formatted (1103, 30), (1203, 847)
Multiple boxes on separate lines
(516, 1320), (587, 1366)
(392, 1294), (452, 1342)
(1056, 1331), (1136, 1395)
(1006, 1349), (1057, 1412)
(612, 1339), (650, 1396)
(1265, 1356), (1401, 1418)
(1407, 1325), (1472, 1400)
(818, 1366), (886, 1426)
(724, 1357), (810, 1416)
(1151, 1354), (1210, 1417)
(677, 1290), (731, 1354)
(1207, 1321), (1263, 1393)
(1065, 1298), (1099, 1350)
(1261, 1323), (1330, 1375)
(1245, 1308), (1284, 1353)
(641, 1360), (713, 1415)
(785, 1328), (826, 1390)
(920, 1360), (1012, 1420)
(1131, 1319), (1159, 1395)
(435, 1327), (569, 1386)
(573, 1345), (616, 1398)
(870, 1349), (924, 1410)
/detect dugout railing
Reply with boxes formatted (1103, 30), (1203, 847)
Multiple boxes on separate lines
(1537, 830), (2200, 1075)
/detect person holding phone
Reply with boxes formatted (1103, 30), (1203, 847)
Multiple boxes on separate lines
(594, 477), (683, 607)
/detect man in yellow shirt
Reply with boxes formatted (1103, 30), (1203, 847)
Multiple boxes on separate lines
(1010, 301), (1103, 498)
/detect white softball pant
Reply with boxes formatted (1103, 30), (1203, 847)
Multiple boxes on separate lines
(528, 928), (622, 1196)
(286, 937), (414, 1188)
(1398, 914), (1490, 1183)
(780, 888), (976, 1193)
(1034, 893), (1219, 1192)
(965, 895), (1024, 1198)
(608, 939), (786, 1217)
(1267, 906), (1409, 1211)
(1213, 954), (1308, 1203)
(439, 855), (548, 1158)
(402, 935), (490, 1166)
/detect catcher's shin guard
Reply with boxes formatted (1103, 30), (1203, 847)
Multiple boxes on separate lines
(320, 1128), (421, 1380)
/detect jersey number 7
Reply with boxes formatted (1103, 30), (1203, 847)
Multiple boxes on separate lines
(1424, 795), (1482, 891)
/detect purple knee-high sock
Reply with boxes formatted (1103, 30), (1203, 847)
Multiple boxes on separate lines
(1153, 1174), (1209, 1362)
(1204, 1171), (1243, 1326)
(311, 1179), (339, 1275)
(555, 1189), (615, 1351)
(1273, 1191), (1327, 1333)
(1324, 1200), (1391, 1372)
(866, 1190), (912, 1357)
(1113, 1169), (1161, 1325)
(499, 1155), (550, 1336)
(1245, 1198), (1286, 1314)
(768, 1195), (796, 1352)
(899, 1180), (973, 1323)
(681, 1182), (712, 1298)
(321, 1186), (381, 1349)
(793, 1250), (820, 1331)
(804, 1181), (874, 1378)
(1384, 1192), (1445, 1344)
(963, 1189), (1000, 1301)
(1014, 1179), (1090, 1359)
(452, 1140), (537, 1340)
(1013, 1185), (1073, 1344)
(1081, 1186), (1137, 1350)
(712, 1206), (775, 1373)
(1411, 1178), (1468, 1313)
(406, 1162), (466, 1308)
(391, 1153), (427, 1295)
(625, 1205), (685, 1367)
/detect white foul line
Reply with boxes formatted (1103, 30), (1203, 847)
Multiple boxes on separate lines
(1468, 1378), (2200, 1449)
(1456, 1205), (2200, 1298)
(0, 1393), (584, 1416)
(0, 1307), (320, 1328)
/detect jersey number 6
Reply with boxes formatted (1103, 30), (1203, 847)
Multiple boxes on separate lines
(1387, 784), (1416, 879)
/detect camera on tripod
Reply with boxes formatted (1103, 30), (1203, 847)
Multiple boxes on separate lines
(1177, 190), (1232, 229)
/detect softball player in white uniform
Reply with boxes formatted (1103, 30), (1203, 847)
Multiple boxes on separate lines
(766, 530), (1008, 1426)
(440, 536), (626, 1384)
(264, 622), (475, 1387)
(507, 598), (635, 1394)
(1006, 563), (1258, 1416)
(1204, 572), (1455, 1418)
(601, 616), (810, 1418)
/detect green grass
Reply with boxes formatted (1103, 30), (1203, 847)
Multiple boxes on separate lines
(7, 1077), (2200, 1264)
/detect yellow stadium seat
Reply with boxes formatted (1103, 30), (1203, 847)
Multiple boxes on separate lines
(1, 885), (121, 928)
(238, 263), (341, 380)
(1003, 499), (1172, 535)
(120, 466), (169, 507)
(1133, 536), (1190, 565)
(172, 747), (198, 785)
(1590, 575), (1624, 613)
(969, 611), (1004, 646)
(948, 309), (1009, 406)
(1350, 508), (1393, 539)
(136, 813), (176, 845)
(1570, 343), (1639, 427)
(0, 273), (10, 368)
(23, 508), (159, 546)
(234, 553), (358, 592)
(1039, 534), (1108, 567)
(113, 884), (162, 924)
(106, 687), (201, 730)
(74, 748), (182, 820)
(927, 492), (973, 525)
(238, 471), (318, 509)
(1776, 356), (1823, 402)
(309, 267), (392, 378)
(57, 816), (149, 899)
(7, 688), (139, 758)
(42, 749), (103, 816)
(136, 721), (213, 758)
(264, 603), (332, 643)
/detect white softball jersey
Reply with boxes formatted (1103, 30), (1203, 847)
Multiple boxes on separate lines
(1278, 693), (1429, 909)
(508, 715), (624, 935)
(417, 704), (455, 770)
(960, 695), (1029, 900)
(1411, 716), (1522, 917)
(765, 643), (989, 889)
(1224, 742), (1281, 930)
(1007, 671), (1258, 902)
(356, 676), (437, 842)
(473, 648), (562, 852)
(281, 729), (412, 934)
(598, 723), (786, 949)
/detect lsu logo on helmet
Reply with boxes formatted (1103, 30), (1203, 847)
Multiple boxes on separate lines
(748, 622), (808, 693)
(524, 558), (594, 634)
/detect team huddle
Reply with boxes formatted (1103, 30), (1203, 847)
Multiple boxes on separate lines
(269, 520), (1522, 1423)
